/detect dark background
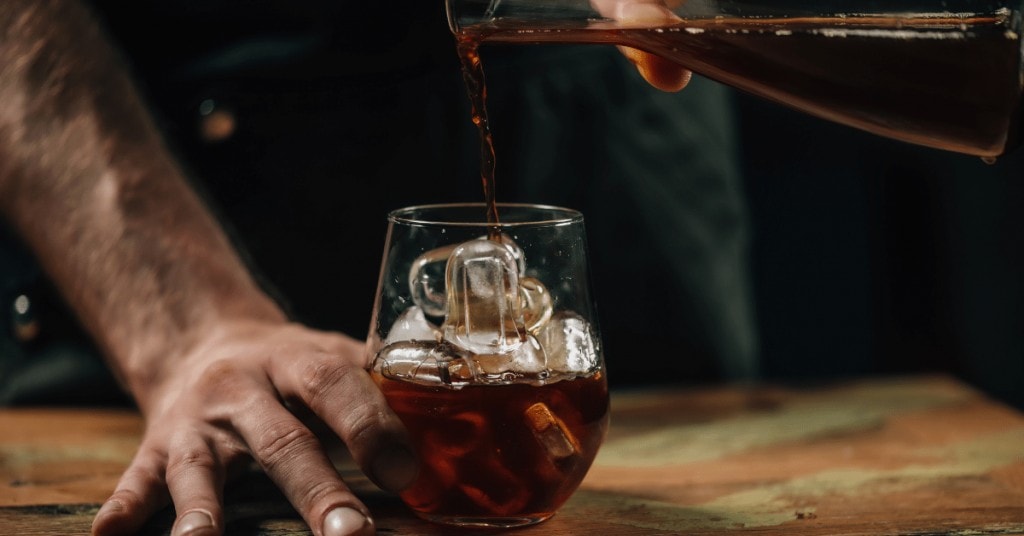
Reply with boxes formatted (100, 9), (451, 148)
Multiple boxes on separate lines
(737, 92), (1024, 409)
(2, 1), (1022, 410)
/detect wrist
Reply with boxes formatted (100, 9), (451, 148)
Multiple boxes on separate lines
(118, 293), (287, 410)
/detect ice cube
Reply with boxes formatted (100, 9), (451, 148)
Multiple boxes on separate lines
(519, 276), (553, 334)
(408, 234), (525, 320)
(525, 402), (580, 461)
(470, 333), (547, 383)
(536, 311), (599, 374)
(494, 233), (526, 276)
(373, 340), (476, 387)
(417, 412), (490, 499)
(385, 306), (439, 345)
(409, 243), (458, 318)
(442, 238), (526, 355)
(511, 333), (547, 374)
(457, 456), (529, 516)
(426, 411), (488, 457)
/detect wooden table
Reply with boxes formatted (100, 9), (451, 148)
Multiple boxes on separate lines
(2, 375), (1023, 535)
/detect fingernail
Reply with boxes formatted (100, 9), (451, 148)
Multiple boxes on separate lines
(370, 445), (418, 492)
(323, 506), (373, 536)
(172, 510), (213, 536)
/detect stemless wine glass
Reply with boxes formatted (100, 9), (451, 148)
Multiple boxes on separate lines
(366, 203), (610, 528)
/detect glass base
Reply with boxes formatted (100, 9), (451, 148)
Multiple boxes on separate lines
(414, 511), (554, 528)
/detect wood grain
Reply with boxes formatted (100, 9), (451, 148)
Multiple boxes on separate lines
(2, 375), (1023, 535)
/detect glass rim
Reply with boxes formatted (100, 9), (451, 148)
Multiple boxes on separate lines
(388, 202), (584, 227)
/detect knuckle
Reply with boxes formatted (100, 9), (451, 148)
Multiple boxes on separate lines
(254, 422), (318, 473)
(339, 401), (389, 447)
(297, 478), (347, 514)
(191, 358), (263, 413)
(297, 357), (353, 407)
(165, 446), (217, 482)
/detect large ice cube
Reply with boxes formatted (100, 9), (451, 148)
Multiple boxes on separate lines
(442, 238), (527, 355)
(408, 234), (526, 320)
(396, 235), (569, 386)
(495, 233), (527, 276)
(536, 311), (599, 374)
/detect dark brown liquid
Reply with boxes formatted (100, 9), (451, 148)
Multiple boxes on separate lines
(373, 372), (609, 522)
(457, 40), (502, 239)
(458, 14), (1022, 157)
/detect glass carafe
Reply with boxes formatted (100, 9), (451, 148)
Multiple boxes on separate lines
(447, 0), (1024, 158)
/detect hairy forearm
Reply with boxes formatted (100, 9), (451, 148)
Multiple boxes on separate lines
(0, 0), (285, 404)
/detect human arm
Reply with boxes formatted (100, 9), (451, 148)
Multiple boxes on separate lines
(0, 2), (415, 535)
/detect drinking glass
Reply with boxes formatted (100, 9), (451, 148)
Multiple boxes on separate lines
(446, 0), (1024, 157)
(366, 203), (610, 528)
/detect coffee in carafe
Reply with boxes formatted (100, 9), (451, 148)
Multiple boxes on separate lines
(449, 0), (1024, 158)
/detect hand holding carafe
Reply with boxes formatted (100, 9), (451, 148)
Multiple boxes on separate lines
(448, 0), (1024, 157)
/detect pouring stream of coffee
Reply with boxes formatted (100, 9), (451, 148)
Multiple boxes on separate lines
(457, 39), (502, 239)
